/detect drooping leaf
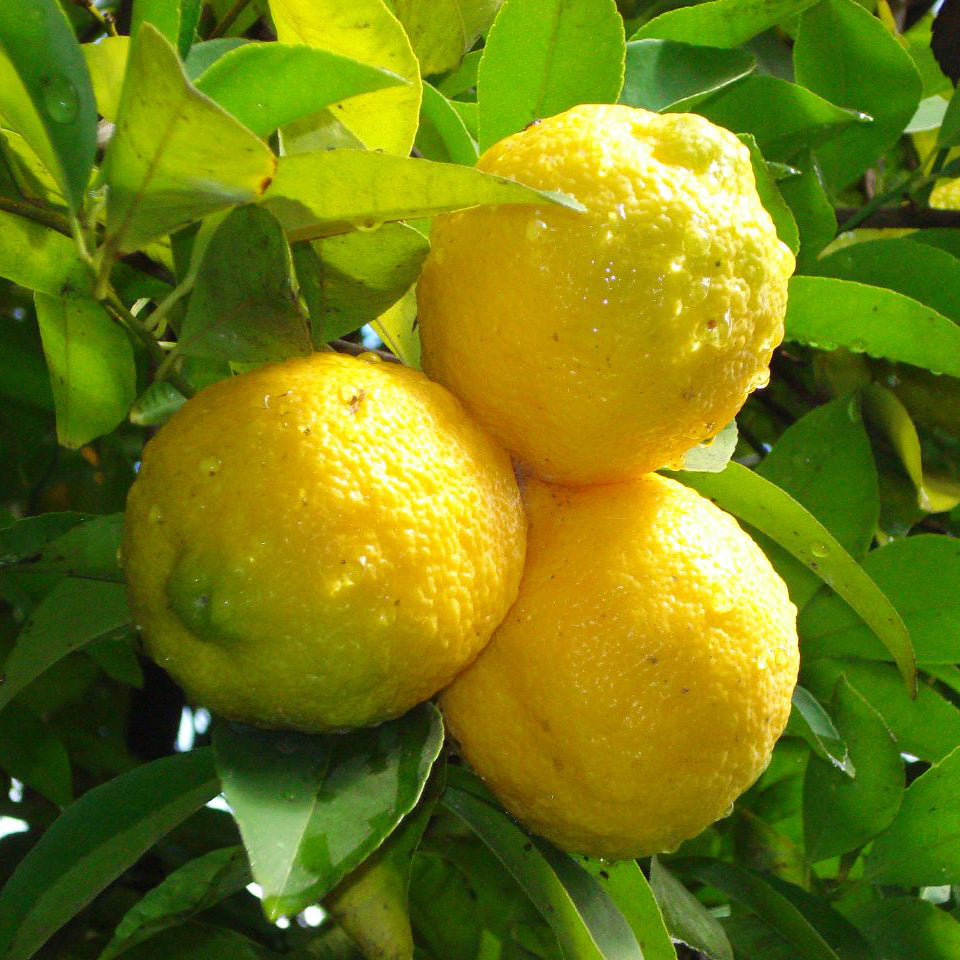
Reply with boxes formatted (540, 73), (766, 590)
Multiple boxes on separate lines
(99, 25), (276, 257)
(846, 896), (960, 960)
(34, 293), (136, 449)
(214, 703), (443, 920)
(793, 0), (922, 190)
(477, 0), (626, 152)
(785, 276), (960, 380)
(178, 205), (311, 363)
(675, 462), (915, 695)
(0, 210), (91, 297)
(0, 0), (97, 211)
(261, 149), (583, 242)
(649, 858), (732, 960)
(783, 685), (853, 776)
(269, 0), (422, 155)
(193, 42), (406, 138)
(0, 703), (72, 806)
(802, 676), (903, 861)
(0, 749), (219, 960)
(619, 39), (753, 113)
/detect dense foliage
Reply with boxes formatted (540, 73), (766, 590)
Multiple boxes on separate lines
(2, 0), (960, 957)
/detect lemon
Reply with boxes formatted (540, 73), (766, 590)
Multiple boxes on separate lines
(440, 474), (799, 858)
(122, 352), (526, 732)
(417, 104), (795, 485)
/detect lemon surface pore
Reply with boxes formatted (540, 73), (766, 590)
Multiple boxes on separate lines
(440, 474), (799, 858)
(122, 352), (526, 732)
(418, 103), (795, 485)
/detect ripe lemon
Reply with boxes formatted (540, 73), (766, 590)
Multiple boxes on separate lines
(440, 474), (799, 858)
(122, 352), (526, 732)
(417, 104), (795, 484)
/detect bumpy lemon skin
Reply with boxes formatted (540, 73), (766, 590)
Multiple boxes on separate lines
(122, 353), (526, 732)
(440, 474), (799, 859)
(417, 104), (795, 485)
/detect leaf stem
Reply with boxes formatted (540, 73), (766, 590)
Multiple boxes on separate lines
(0, 194), (73, 236)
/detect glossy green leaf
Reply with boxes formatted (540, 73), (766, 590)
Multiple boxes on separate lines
(82, 36), (130, 122)
(670, 859), (840, 960)
(270, 0), (422, 156)
(99, 25), (276, 257)
(793, 0), (922, 190)
(784, 685), (853, 776)
(633, 0), (818, 47)
(178, 205), (310, 363)
(0, 578), (129, 712)
(649, 858), (731, 960)
(847, 897), (960, 959)
(262, 149), (582, 242)
(581, 859), (676, 960)
(417, 83), (479, 165)
(214, 702), (443, 920)
(193, 42), (405, 138)
(778, 152), (836, 267)
(35, 293), (136, 449)
(675, 462), (915, 695)
(802, 535), (960, 665)
(681, 420), (738, 473)
(696, 76), (867, 162)
(2, 512), (123, 581)
(740, 133), (799, 254)
(0, 0), (97, 211)
(118, 922), (277, 960)
(0, 210), (91, 297)
(785, 276), (960, 380)
(372, 287), (420, 368)
(443, 785), (642, 960)
(802, 676), (903, 861)
(0, 703), (72, 806)
(99, 846), (250, 960)
(394, 0), (501, 76)
(182, 38), (248, 80)
(619, 39), (754, 113)
(294, 222), (429, 345)
(811, 238), (960, 326)
(129, 381), (187, 426)
(0, 749), (218, 960)
(866, 746), (960, 885)
(477, 0), (626, 151)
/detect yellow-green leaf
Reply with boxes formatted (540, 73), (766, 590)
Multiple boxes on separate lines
(82, 36), (130, 123)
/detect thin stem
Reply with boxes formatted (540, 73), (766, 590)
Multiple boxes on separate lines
(144, 277), (196, 337)
(0, 194), (73, 236)
(153, 344), (182, 383)
(838, 169), (923, 233)
(209, 0), (251, 38)
(66, 0), (118, 35)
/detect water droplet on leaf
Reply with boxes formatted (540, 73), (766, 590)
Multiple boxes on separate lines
(41, 72), (79, 124)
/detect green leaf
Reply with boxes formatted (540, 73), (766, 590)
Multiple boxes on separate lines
(372, 287), (421, 368)
(0, 578), (130, 712)
(681, 419), (738, 473)
(82, 36), (130, 122)
(214, 702), (443, 920)
(633, 0), (818, 47)
(34, 293), (136, 449)
(619, 39), (754, 113)
(739, 133), (799, 255)
(802, 536), (960, 665)
(0, 749), (218, 960)
(129, 381), (187, 426)
(649, 857), (732, 960)
(846, 897), (960, 960)
(802, 676), (903, 861)
(477, 0), (626, 152)
(393, 0), (501, 76)
(0, 703), (72, 806)
(193, 42), (405, 139)
(416, 82), (479, 165)
(269, 0), (422, 156)
(261, 150), (583, 243)
(785, 276), (960, 380)
(0, 0), (97, 212)
(131, 0), (181, 46)
(793, 0), (922, 191)
(0, 210), (91, 297)
(2, 512), (124, 581)
(99, 846), (251, 960)
(0, 513), (90, 562)
(581, 859), (676, 960)
(937, 86), (960, 149)
(778, 152), (836, 268)
(784, 685), (853, 777)
(435, 49), (482, 98)
(695, 76), (868, 163)
(443, 784), (643, 960)
(866, 745), (960, 886)
(674, 462), (915, 695)
(178, 206), (310, 363)
(110, 921), (276, 960)
(182, 38), (249, 80)
(99, 25), (276, 257)
(670, 859), (840, 960)
(811, 238), (960, 326)
(294, 222), (429, 346)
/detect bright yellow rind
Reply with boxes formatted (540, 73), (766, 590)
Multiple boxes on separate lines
(441, 474), (799, 858)
(418, 103), (795, 485)
(122, 352), (526, 732)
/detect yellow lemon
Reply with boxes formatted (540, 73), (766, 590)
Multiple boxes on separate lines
(417, 104), (795, 484)
(440, 474), (799, 858)
(122, 352), (526, 732)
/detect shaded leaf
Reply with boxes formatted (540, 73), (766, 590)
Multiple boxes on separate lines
(0, 513), (89, 562)
(3, 512), (124, 581)
(740, 133), (799, 255)
(779, 152), (836, 267)
(649, 857), (731, 960)
(416, 83), (479, 165)
(477, 0), (625, 152)
(371, 288), (420, 368)
(0, 703), (72, 806)
(394, 0), (501, 76)
(82, 36), (130, 122)
(0, 210), (91, 297)
(784, 685), (853, 776)
(847, 896), (960, 959)
(113, 920), (276, 960)
(129, 381), (187, 426)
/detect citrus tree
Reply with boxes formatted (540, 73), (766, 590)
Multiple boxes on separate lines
(2, 0), (960, 958)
